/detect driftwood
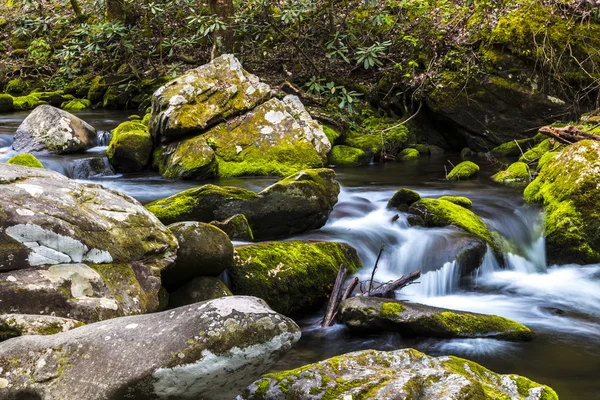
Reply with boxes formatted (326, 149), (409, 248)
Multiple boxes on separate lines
(367, 270), (421, 298)
(341, 277), (359, 302)
(322, 264), (348, 328)
(368, 245), (385, 293)
(539, 125), (600, 145)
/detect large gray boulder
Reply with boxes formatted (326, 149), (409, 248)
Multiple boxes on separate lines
(338, 296), (534, 341)
(146, 168), (340, 240)
(0, 296), (301, 400)
(149, 54), (271, 143)
(0, 164), (177, 322)
(239, 348), (558, 400)
(13, 105), (97, 154)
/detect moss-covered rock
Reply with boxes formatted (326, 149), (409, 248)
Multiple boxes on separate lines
(106, 120), (153, 172)
(0, 93), (14, 112)
(398, 147), (420, 160)
(64, 74), (95, 98)
(240, 348), (557, 400)
(87, 76), (107, 104)
(12, 94), (47, 111)
(210, 214), (254, 242)
(231, 241), (362, 316)
(447, 161), (479, 180)
(438, 195), (472, 208)
(524, 140), (600, 264)
(322, 125), (341, 144)
(152, 134), (217, 179)
(490, 136), (540, 157)
(460, 147), (473, 158)
(6, 153), (44, 168)
(167, 277), (232, 309)
(387, 188), (420, 211)
(328, 145), (366, 166)
(5, 78), (28, 95)
(492, 161), (530, 184)
(0, 314), (83, 341)
(163, 222), (234, 290)
(519, 138), (558, 162)
(537, 151), (558, 170)
(338, 297), (533, 341)
(146, 169), (340, 240)
(61, 98), (91, 111)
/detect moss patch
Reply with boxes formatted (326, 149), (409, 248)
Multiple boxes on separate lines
(447, 161), (479, 180)
(6, 154), (44, 168)
(387, 188), (420, 211)
(438, 196), (472, 208)
(492, 161), (530, 184)
(328, 145), (366, 166)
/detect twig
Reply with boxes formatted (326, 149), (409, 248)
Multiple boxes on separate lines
(368, 245), (385, 293)
(372, 102), (423, 133)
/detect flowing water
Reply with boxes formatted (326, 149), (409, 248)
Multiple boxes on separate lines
(1, 110), (599, 399)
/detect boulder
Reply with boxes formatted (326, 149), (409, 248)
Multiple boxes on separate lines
(519, 138), (559, 162)
(447, 161), (479, 180)
(6, 153), (43, 168)
(71, 157), (115, 179)
(492, 161), (530, 184)
(163, 222), (234, 290)
(0, 314), (83, 341)
(387, 188), (420, 211)
(106, 120), (153, 172)
(146, 168), (340, 240)
(524, 140), (600, 264)
(12, 105), (97, 154)
(328, 145), (366, 166)
(0, 93), (14, 112)
(150, 54), (271, 143)
(152, 134), (218, 179)
(240, 349), (557, 400)
(398, 147), (420, 160)
(167, 277), (232, 309)
(490, 135), (542, 157)
(0, 296), (300, 400)
(338, 297), (534, 341)
(438, 195), (472, 208)
(0, 164), (177, 322)
(210, 214), (254, 242)
(230, 241), (362, 316)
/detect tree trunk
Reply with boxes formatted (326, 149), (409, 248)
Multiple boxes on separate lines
(69, 0), (85, 22)
(209, 0), (235, 59)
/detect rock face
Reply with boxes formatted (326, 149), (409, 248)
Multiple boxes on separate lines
(240, 348), (558, 400)
(163, 222), (234, 290)
(0, 164), (177, 322)
(230, 241), (362, 316)
(150, 54), (271, 143)
(152, 134), (218, 179)
(0, 314), (84, 341)
(12, 105), (97, 154)
(338, 297), (534, 341)
(0, 296), (301, 400)
(146, 169), (341, 240)
(167, 277), (232, 309)
(106, 120), (153, 172)
(525, 140), (600, 264)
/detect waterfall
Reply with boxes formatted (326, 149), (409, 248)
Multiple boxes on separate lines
(402, 261), (459, 298)
(96, 130), (112, 146)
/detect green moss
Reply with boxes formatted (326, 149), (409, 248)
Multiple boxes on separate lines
(537, 151), (558, 170)
(492, 161), (530, 184)
(61, 98), (91, 111)
(87, 76), (106, 104)
(398, 148), (420, 160)
(432, 311), (534, 341)
(5, 78), (28, 95)
(142, 113), (151, 127)
(107, 120), (153, 172)
(490, 137), (539, 157)
(6, 153), (44, 169)
(438, 196), (472, 209)
(519, 139), (558, 162)
(323, 125), (341, 144)
(387, 188), (420, 211)
(12, 94), (47, 111)
(447, 161), (479, 180)
(381, 302), (405, 317)
(328, 145), (366, 166)
(0, 93), (14, 112)
(345, 130), (382, 154)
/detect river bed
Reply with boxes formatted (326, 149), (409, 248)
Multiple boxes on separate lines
(1, 110), (599, 399)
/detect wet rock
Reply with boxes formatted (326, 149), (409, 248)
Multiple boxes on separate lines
(146, 168), (340, 240)
(0, 296), (300, 400)
(107, 120), (153, 172)
(163, 222), (234, 290)
(12, 105), (97, 154)
(338, 297), (534, 341)
(210, 214), (254, 242)
(71, 157), (115, 179)
(230, 241), (362, 316)
(387, 188), (420, 211)
(150, 54), (271, 143)
(240, 348), (557, 400)
(0, 164), (177, 321)
(0, 314), (83, 341)
(167, 276), (232, 308)
(447, 160), (479, 180)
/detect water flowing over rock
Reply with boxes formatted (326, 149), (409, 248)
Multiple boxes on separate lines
(146, 168), (340, 240)
(239, 348), (557, 400)
(12, 105), (97, 154)
(0, 164), (177, 322)
(0, 296), (301, 400)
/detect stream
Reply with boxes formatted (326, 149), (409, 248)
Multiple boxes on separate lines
(1, 110), (599, 399)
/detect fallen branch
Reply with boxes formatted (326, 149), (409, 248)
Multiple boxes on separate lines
(368, 245), (385, 293)
(322, 264), (348, 328)
(539, 125), (600, 145)
(366, 270), (421, 298)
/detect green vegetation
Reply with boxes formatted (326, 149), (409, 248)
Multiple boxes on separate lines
(387, 188), (420, 211)
(6, 153), (44, 168)
(328, 145), (365, 167)
(438, 196), (472, 209)
(447, 161), (480, 181)
(492, 161), (530, 184)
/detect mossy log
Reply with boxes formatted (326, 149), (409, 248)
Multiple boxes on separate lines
(539, 125), (600, 145)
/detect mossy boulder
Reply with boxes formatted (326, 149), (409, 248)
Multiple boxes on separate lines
(519, 138), (558, 162)
(5, 78), (28, 95)
(146, 169), (340, 240)
(492, 161), (530, 184)
(87, 76), (107, 104)
(106, 120), (153, 172)
(338, 297), (534, 341)
(524, 140), (600, 264)
(231, 241), (362, 316)
(537, 151), (558, 170)
(167, 277), (232, 309)
(6, 153), (43, 168)
(387, 188), (420, 211)
(163, 222), (234, 290)
(240, 348), (557, 400)
(210, 214), (254, 242)
(61, 98), (92, 111)
(438, 195), (472, 208)
(0, 314), (83, 341)
(152, 132), (218, 179)
(149, 54), (271, 143)
(13, 105), (97, 154)
(345, 130), (382, 156)
(490, 136), (541, 157)
(0, 93), (14, 112)
(322, 125), (341, 144)
(447, 161), (480, 180)
(328, 145), (366, 166)
(103, 85), (129, 109)
(0, 297), (300, 400)
(398, 147), (420, 160)
(64, 74), (95, 98)
(12, 94), (47, 111)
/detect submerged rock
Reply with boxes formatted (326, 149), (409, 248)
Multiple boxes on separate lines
(71, 157), (115, 179)
(525, 140), (600, 264)
(6, 153), (43, 168)
(167, 276), (232, 309)
(240, 348), (557, 400)
(387, 188), (420, 211)
(0, 314), (83, 341)
(231, 241), (362, 316)
(0, 296), (300, 400)
(106, 120), (153, 172)
(12, 105), (97, 154)
(447, 161), (479, 180)
(0, 164), (177, 322)
(150, 54), (271, 143)
(338, 297), (534, 341)
(146, 168), (340, 240)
